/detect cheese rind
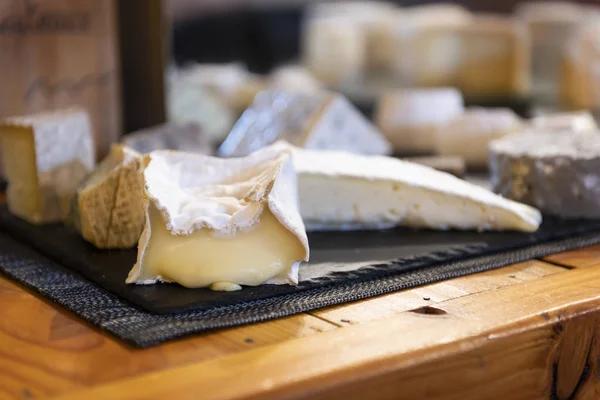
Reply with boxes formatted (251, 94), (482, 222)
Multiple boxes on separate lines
(76, 145), (146, 249)
(121, 122), (211, 155)
(270, 143), (541, 232)
(218, 90), (391, 157)
(375, 88), (464, 154)
(529, 111), (598, 133)
(490, 131), (600, 218)
(436, 108), (523, 168)
(1, 108), (95, 224)
(127, 145), (309, 289)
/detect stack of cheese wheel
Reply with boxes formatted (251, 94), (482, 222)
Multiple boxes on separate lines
(561, 21), (600, 110)
(515, 2), (588, 98)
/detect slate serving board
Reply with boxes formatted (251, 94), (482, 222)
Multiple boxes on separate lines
(2, 205), (600, 315)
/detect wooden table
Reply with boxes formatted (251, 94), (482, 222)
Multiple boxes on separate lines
(1, 244), (600, 400)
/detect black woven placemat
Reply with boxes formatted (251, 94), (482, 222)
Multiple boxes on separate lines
(2, 205), (600, 347)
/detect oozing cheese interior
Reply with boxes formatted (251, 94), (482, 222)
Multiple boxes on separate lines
(137, 202), (306, 289)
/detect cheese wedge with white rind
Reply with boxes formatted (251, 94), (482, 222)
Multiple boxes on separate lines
(436, 108), (523, 168)
(1, 108), (95, 224)
(127, 146), (309, 290)
(76, 145), (146, 249)
(218, 90), (391, 157)
(270, 142), (541, 232)
(375, 88), (464, 154)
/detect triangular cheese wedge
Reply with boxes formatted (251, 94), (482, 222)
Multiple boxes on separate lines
(76, 145), (146, 249)
(271, 143), (541, 232)
(127, 145), (309, 290)
(218, 90), (392, 157)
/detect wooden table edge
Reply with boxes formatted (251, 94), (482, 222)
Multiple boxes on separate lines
(43, 265), (600, 400)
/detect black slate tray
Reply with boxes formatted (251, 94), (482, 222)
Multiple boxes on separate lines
(2, 205), (600, 315)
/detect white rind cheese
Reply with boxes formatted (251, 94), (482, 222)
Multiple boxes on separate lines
(218, 90), (391, 157)
(270, 142), (541, 232)
(436, 108), (523, 168)
(127, 145), (309, 289)
(1, 108), (95, 224)
(302, 16), (367, 88)
(529, 111), (598, 133)
(268, 65), (323, 94)
(76, 145), (146, 249)
(375, 88), (464, 154)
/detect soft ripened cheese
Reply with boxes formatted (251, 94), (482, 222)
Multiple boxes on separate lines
(456, 15), (530, 99)
(302, 16), (366, 88)
(1, 108), (95, 224)
(436, 108), (523, 168)
(515, 2), (587, 96)
(374, 88), (464, 154)
(269, 143), (541, 232)
(268, 65), (323, 94)
(121, 122), (211, 155)
(490, 130), (600, 218)
(171, 63), (265, 113)
(560, 22), (600, 110)
(399, 4), (473, 86)
(76, 145), (146, 249)
(127, 145), (309, 290)
(218, 90), (391, 157)
(167, 67), (236, 143)
(529, 111), (598, 133)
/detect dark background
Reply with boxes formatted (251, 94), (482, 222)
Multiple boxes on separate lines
(171, 0), (599, 74)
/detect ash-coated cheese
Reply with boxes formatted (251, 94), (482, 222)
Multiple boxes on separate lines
(76, 145), (146, 249)
(1, 108), (95, 224)
(127, 144), (309, 290)
(121, 122), (211, 155)
(374, 88), (464, 154)
(218, 90), (391, 157)
(489, 131), (600, 218)
(436, 108), (523, 168)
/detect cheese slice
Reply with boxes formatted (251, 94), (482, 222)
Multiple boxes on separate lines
(436, 108), (523, 168)
(121, 122), (211, 155)
(0, 108), (95, 224)
(76, 145), (146, 249)
(269, 143), (541, 232)
(218, 89), (391, 157)
(127, 145), (309, 290)
(374, 88), (464, 154)
(529, 111), (598, 132)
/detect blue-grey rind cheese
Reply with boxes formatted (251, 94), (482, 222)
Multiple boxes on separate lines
(489, 130), (600, 218)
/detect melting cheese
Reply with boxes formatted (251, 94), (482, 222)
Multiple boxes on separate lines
(135, 202), (306, 289)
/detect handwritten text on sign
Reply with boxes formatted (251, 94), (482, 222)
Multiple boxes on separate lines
(0, 0), (92, 35)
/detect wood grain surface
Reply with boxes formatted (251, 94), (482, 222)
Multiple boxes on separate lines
(0, 0), (121, 161)
(1, 244), (599, 400)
